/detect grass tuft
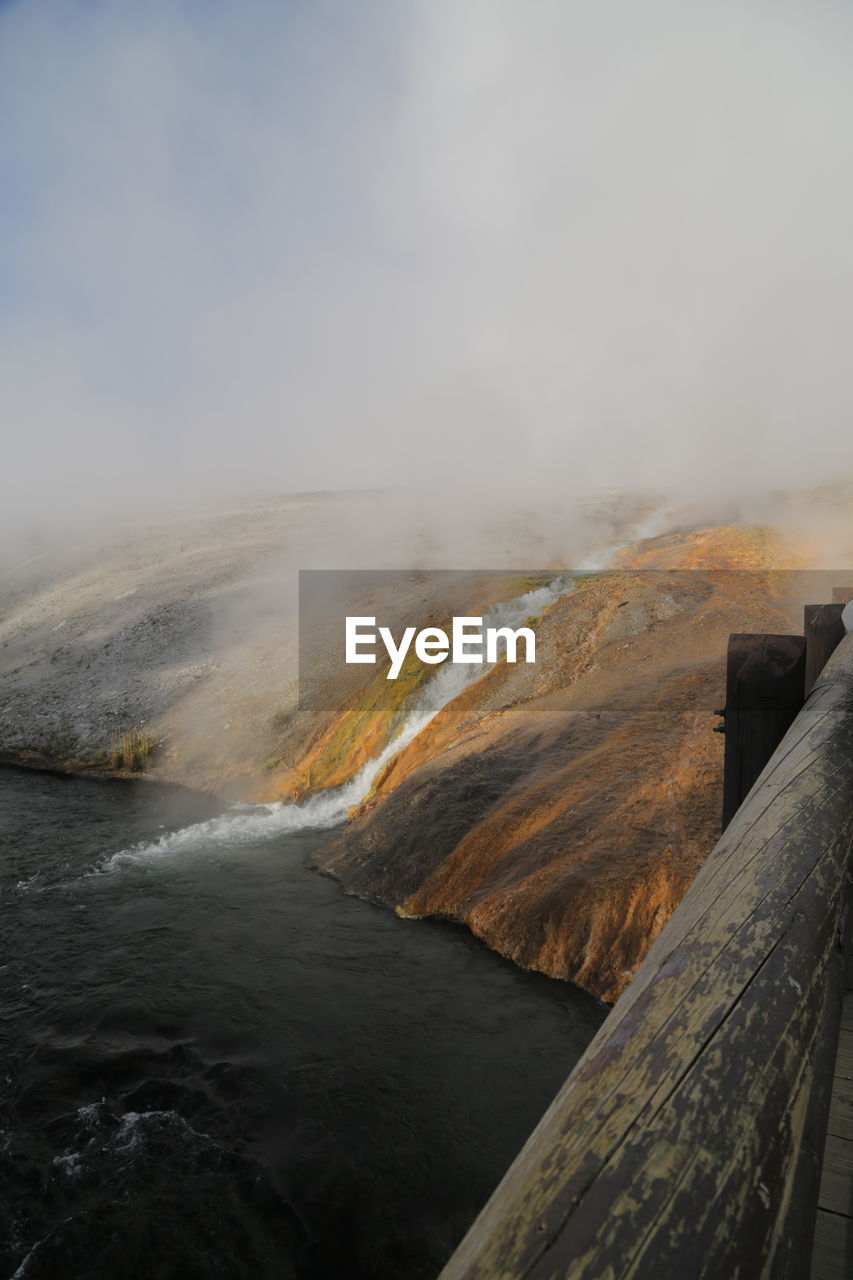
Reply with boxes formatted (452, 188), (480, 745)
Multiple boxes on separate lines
(109, 730), (157, 772)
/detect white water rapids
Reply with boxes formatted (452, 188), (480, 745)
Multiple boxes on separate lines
(104, 575), (575, 869)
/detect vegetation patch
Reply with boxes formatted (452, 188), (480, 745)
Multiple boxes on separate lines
(109, 730), (157, 772)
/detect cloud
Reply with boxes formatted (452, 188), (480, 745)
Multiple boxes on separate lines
(2, 0), (853, 533)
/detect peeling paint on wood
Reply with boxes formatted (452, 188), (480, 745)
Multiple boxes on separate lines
(440, 636), (853, 1280)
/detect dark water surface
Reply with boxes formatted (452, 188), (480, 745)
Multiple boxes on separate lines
(1, 766), (604, 1279)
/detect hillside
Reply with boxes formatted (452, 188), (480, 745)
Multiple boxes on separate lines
(308, 541), (815, 1001)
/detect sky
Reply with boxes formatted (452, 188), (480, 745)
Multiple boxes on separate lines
(2, 0), (853, 532)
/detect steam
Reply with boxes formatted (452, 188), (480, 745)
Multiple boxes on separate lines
(3, 0), (853, 541)
(102, 574), (574, 866)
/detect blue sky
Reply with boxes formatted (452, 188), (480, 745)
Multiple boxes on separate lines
(2, 0), (853, 529)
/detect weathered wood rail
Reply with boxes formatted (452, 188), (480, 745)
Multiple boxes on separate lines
(440, 633), (853, 1280)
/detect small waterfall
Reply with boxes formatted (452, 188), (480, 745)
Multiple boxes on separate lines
(102, 575), (575, 868)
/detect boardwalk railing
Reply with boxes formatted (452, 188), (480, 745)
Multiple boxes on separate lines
(441, 633), (853, 1280)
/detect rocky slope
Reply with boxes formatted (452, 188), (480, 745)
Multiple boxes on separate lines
(307, 550), (814, 1001)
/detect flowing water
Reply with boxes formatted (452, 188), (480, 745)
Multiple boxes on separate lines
(115, 573), (577, 863)
(1, 765), (604, 1279)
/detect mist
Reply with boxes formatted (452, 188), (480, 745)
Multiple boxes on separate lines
(3, 0), (853, 541)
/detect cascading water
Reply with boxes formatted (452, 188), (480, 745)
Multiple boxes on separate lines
(103, 574), (575, 869)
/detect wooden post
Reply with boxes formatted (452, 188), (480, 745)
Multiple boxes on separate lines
(721, 634), (806, 830)
(440, 636), (853, 1280)
(804, 604), (846, 698)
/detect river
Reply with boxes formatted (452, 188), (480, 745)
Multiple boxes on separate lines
(1, 765), (603, 1279)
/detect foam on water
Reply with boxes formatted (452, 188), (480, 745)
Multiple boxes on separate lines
(102, 574), (575, 869)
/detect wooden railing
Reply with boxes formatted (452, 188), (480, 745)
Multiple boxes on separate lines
(440, 633), (853, 1280)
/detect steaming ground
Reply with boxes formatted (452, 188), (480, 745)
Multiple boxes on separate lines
(2, 481), (850, 807)
(0, 489), (661, 796)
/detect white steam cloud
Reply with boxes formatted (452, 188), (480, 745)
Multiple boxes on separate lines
(2, 0), (853, 534)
